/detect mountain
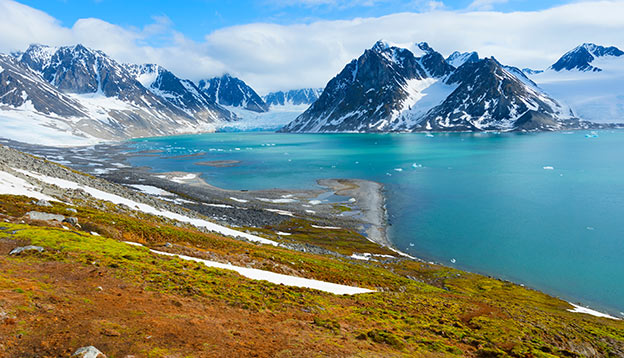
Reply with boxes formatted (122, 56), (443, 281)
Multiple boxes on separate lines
(417, 58), (571, 131)
(529, 43), (624, 123)
(264, 88), (322, 107)
(446, 51), (479, 68)
(281, 41), (574, 133)
(0, 44), (233, 144)
(550, 43), (624, 72)
(0, 53), (87, 118)
(125, 63), (234, 122)
(198, 74), (269, 113)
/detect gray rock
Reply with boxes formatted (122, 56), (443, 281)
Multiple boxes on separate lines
(26, 211), (65, 222)
(63, 217), (79, 226)
(67, 208), (78, 213)
(9, 245), (44, 255)
(35, 199), (52, 207)
(72, 346), (107, 358)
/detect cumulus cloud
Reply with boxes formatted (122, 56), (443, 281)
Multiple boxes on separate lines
(1, 0), (624, 94)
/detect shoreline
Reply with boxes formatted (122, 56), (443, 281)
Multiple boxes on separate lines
(2, 138), (622, 318)
(317, 178), (391, 248)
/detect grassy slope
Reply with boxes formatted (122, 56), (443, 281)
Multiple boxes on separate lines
(0, 194), (623, 358)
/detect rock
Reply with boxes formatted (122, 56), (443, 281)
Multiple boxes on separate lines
(26, 211), (65, 222)
(9, 245), (44, 255)
(67, 208), (78, 213)
(164, 242), (172, 248)
(72, 346), (107, 358)
(63, 217), (79, 226)
(35, 199), (52, 207)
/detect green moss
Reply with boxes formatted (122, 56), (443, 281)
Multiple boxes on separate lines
(313, 317), (341, 333)
(1, 193), (624, 357)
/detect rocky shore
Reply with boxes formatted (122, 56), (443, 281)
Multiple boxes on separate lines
(0, 138), (395, 250)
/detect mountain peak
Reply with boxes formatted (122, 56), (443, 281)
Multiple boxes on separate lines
(371, 40), (390, 53)
(416, 42), (434, 54)
(446, 51), (479, 68)
(198, 74), (268, 112)
(551, 43), (623, 72)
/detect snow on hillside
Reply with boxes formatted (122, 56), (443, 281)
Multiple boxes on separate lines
(531, 56), (624, 123)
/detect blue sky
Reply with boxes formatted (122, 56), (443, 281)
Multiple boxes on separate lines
(2, 0), (623, 92)
(19, 0), (572, 43)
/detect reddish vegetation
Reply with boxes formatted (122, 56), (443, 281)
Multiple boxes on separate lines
(0, 257), (380, 358)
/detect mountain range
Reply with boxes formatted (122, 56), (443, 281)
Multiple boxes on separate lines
(281, 42), (623, 133)
(0, 44), (319, 144)
(1, 41), (622, 143)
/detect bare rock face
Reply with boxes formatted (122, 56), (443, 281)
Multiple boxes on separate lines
(72, 346), (107, 358)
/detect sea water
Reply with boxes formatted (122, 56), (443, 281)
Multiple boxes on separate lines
(128, 131), (624, 316)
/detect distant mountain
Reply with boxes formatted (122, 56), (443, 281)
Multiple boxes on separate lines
(125, 64), (234, 122)
(198, 74), (268, 113)
(528, 43), (624, 124)
(0, 44), (234, 144)
(550, 43), (624, 72)
(264, 88), (322, 107)
(446, 51), (479, 68)
(281, 41), (578, 133)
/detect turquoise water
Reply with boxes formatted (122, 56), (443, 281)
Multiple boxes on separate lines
(128, 131), (624, 316)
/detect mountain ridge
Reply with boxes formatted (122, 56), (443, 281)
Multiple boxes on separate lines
(281, 42), (591, 133)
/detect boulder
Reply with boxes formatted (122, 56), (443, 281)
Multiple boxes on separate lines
(72, 346), (107, 358)
(26, 211), (65, 222)
(9, 246), (44, 255)
(35, 199), (52, 207)
(63, 217), (79, 226)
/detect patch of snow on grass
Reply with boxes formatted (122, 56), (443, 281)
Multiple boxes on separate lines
(567, 303), (620, 320)
(15, 169), (278, 246)
(147, 246), (374, 295)
(128, 184), (175, 196)
(311, 225), (341, 230)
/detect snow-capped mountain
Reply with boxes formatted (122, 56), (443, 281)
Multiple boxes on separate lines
(446, 51), (479, 68)
(281, 41), (577, 133)
(550, 43), (624, 72)
(417, 58), (571, 131)
(198, 74), (269, 113)
(264, 88), (322, 107)
(125, 64), (234, 122)
(1, 44), (235, 144)
(529, 43), (624, 123)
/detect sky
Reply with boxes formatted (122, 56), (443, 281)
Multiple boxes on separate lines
(1, 0), (624, 93)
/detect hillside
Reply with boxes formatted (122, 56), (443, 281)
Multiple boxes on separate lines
(0, 144), (622, 357)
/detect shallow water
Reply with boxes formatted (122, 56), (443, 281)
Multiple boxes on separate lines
(128, 131), (624, 316)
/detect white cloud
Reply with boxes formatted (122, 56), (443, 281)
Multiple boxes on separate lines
(1, 0), (624, 94)
(467, 0), (508, 11)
